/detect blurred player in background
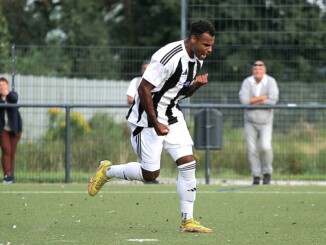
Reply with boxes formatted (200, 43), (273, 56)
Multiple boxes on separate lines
(126, 60), (150, 105)
(239, 61), (279, 185)
(89, 20), (216, 233)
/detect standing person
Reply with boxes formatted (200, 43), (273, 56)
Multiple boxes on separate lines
(126, 60), (150, 105)
(239, 61), (279, 185)
(88, 20), (215, 233)
(0, 77), (22, 184)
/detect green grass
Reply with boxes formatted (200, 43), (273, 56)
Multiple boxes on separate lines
(0, 183), (325, 245)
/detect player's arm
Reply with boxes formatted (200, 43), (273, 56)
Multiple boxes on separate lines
(138, 79), (169, 136)
(184, 74), (209, 98)
(127, 95), (134, 105)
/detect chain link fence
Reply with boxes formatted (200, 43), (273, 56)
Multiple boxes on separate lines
(1, 1), (326, 183)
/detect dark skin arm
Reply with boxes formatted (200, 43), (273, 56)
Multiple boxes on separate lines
(138, 78), (195, 170)
(136, 78), (167, 181)
(184, 74), (209, 98)
(138, 79), (169, 136)
(138, 74), (209, 135)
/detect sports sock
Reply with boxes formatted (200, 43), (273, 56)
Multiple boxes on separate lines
(107, 162), (144, 181)
(177, 161), (196, 220)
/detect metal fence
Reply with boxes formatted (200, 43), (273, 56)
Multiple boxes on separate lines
(7, 44), (326, 85)
(1, 1), (326, 183)
(1, 43), (325, 183)
(2, 102), (325, 184)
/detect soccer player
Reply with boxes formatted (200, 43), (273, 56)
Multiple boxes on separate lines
(88, 20), (215, 233)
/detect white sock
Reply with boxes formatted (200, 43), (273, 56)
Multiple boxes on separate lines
(107, 162), (144, 181)
(177, 161), (196, 220)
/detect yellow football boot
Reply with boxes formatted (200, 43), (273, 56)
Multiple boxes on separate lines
(88, 160), (112, 196)
(180, 218), (213, 233)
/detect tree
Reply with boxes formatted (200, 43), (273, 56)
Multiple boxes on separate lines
(0, 3), (10, 73)
(104, 0), (181, 46)
(191, 0), (326, 83)
(1, 0), (53, 45)
(1, 0), (325, 82)
(1, 0), (182, 46)
(56, 0), (109, 46)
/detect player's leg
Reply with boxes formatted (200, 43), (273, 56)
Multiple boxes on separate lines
(176, 154), (196, 221)
(166, 121), (212, 233)
(170, 152), (212, 233)
(107, 125), (163, 181)
(88, 160), (113, 196)
(88, 125), (163, 196)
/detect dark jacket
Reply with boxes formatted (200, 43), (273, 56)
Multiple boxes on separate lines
(0, 91), (23, 136)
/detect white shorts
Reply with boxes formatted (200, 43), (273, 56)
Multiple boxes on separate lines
(130, 120), (194, 171)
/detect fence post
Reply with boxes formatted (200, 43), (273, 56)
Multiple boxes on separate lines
(195, 108), (223, 184)
(65, 106), (71, 183)
(204, 108), (211, 184)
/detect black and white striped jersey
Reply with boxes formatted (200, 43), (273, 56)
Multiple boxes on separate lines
(126, 40), (203, 127)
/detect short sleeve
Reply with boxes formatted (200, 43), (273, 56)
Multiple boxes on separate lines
(126, 77), (140, 97)
(142, 60), (169, 88)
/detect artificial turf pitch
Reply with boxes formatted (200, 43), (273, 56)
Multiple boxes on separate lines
(0, 183), (325, 245)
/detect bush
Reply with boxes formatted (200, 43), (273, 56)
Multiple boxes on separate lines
(45, 108), (90, 141)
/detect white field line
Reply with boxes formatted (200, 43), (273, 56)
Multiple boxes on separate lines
(127, 239), (159, 242)
(0, 190), (326, 194)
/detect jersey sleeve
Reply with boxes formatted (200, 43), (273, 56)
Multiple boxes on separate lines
(142, 60), (170, 88)
(126, 77), (139, 97)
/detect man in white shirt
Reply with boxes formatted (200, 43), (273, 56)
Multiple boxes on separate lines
(126, 60), (149, 105)
(239, 61), (279, 185)
(89, 20), (216, 233)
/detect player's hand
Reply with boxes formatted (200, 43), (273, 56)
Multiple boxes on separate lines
(153, 122), (169, 136)
(194, 74), (209, 86)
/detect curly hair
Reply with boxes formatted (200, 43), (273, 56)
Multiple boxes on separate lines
(189, 20), (215, 38)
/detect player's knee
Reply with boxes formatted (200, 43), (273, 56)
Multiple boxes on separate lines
(142, 169), (160, 182)
(176, 155), (195, 165)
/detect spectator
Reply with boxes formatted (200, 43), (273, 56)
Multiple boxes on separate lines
(239, 61), (279, 185)
(0, 77), (22, 184)
(126, 60), (150, 105)
(88, 20), (216, 233)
